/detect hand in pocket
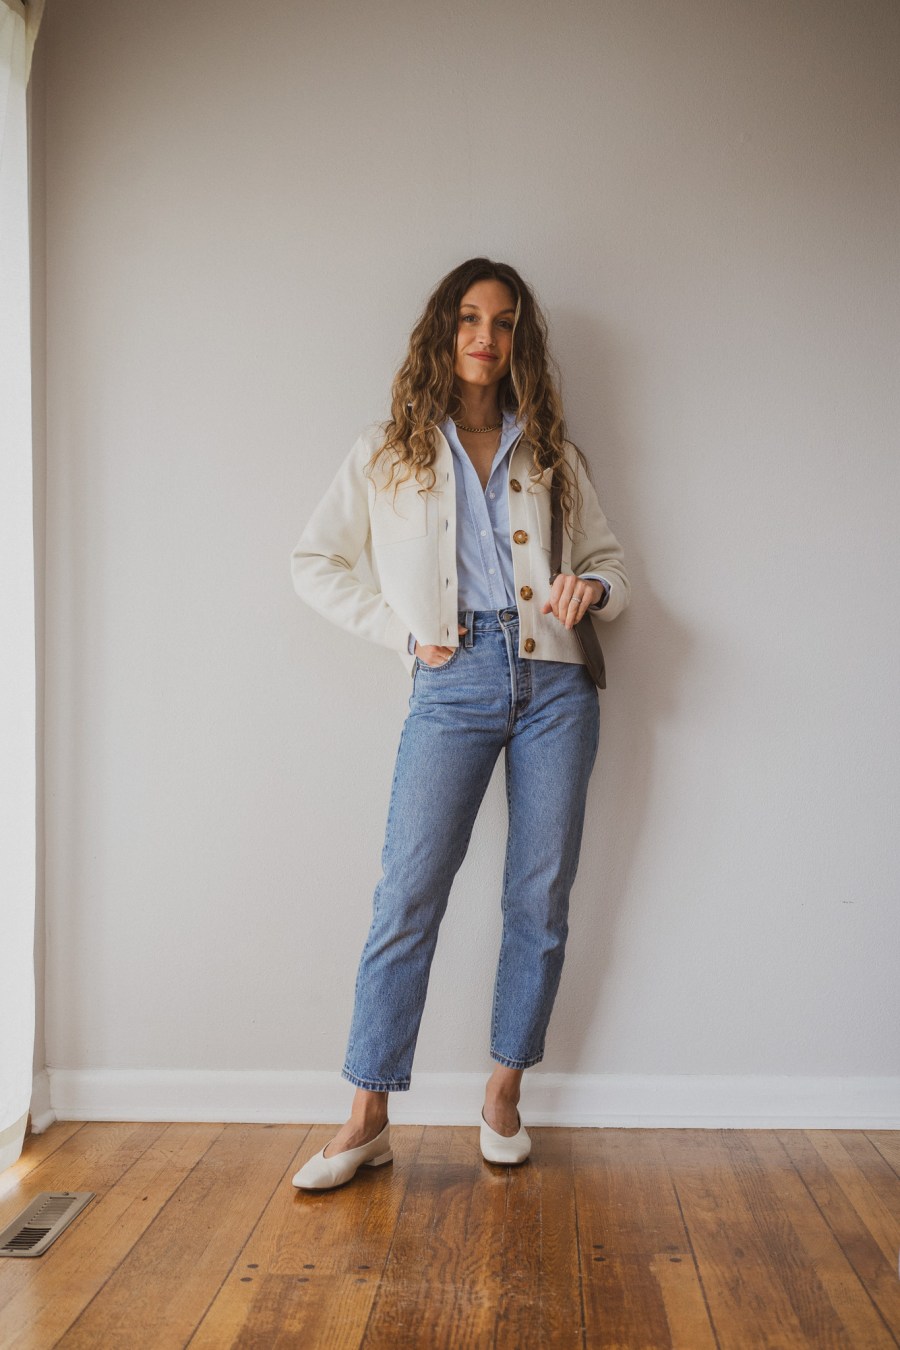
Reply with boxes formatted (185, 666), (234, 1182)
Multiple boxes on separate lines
(414, 622), (468, 667)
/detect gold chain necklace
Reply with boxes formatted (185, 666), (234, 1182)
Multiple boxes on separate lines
(454, 419), (502, 433)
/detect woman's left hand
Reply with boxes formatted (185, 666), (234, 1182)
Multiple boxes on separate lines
(541, 575), (604, 630)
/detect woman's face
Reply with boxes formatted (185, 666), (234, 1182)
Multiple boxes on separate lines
(452, 278), (516, 394)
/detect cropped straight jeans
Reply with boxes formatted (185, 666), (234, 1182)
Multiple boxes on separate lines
(341, 607), (601, 1091)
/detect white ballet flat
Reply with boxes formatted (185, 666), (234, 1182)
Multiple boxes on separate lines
(292, 1121), (393, 1190)
(480, 1107), (532, 1164)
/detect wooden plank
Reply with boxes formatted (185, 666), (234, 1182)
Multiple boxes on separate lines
(0, 1121), (86, 1202)
(778, 1129), (900, 1341)
(663, 1127), (898, 1348)
(736, 1130), (896, 1347)
(0, 1121), (221, 1346)
(809, 1132), (900, 1249)
(53, 1124), (303, 1348)
(495, 1125), (584, 1349)
(663, 1127), (809, 1348)
(574, 1127), (717, 1350)
(361, 1124), (499, 1347)
(867, 1131), (900, 1177)
(192, 1123), (425, 1349)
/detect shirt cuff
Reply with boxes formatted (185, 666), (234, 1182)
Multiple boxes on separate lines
(408, 632), (417, 655)
(579, 573), (611, 611)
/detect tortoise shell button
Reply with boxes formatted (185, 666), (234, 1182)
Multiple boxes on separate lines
(513, 529), (528, 544)
(520, 585), (533, 600)
(510, 478), (522, 492)
(524, 638), (536, 653)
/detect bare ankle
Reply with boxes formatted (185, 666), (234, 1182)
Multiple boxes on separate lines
(486, 1068), (523, 1102)
(350, 1088), (389, 1125)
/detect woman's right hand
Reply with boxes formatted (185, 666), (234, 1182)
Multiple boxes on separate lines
(414, 622), (468, 667)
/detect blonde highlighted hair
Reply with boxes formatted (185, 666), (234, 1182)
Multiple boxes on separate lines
(364, 257), (587, 537)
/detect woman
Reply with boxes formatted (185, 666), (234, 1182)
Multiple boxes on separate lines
(289, 258), (629, 1189)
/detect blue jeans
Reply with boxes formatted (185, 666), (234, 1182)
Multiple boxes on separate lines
(342, 607), (601, 1091)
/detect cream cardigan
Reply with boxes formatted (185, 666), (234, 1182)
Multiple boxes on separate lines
(290, 423), (630, 680)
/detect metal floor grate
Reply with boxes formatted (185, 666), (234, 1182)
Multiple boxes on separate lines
(0, 1192), (94, 1257)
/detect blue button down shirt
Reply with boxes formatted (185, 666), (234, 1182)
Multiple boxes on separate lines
(408, 410), (611, 653)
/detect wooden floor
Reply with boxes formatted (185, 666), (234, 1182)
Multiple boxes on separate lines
(0, 1121), (898, 1348)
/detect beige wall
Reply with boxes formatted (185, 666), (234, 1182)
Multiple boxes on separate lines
(33, 0), (900, 1121)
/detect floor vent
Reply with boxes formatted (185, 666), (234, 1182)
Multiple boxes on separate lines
(0, 1192), (94, 1258)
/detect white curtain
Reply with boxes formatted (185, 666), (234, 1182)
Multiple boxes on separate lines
(0, 0), (44, 1173)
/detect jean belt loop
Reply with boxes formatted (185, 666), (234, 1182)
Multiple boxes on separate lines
(464, 609), (475, 647)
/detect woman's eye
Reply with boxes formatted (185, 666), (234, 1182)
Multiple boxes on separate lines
(460, 314), (513, 328)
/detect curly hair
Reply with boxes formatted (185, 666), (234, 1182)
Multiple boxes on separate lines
(364, 257), (586, 538)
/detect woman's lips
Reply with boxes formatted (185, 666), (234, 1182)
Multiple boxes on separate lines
(468, 352), (498, 362)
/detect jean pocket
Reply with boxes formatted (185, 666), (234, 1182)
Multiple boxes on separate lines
(415, 644), (463, 672)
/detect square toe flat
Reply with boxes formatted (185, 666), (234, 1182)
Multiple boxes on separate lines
(292, 1121), (393, 1189)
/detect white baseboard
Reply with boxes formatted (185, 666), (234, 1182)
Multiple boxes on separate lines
(34, 1069), (900, 1130)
